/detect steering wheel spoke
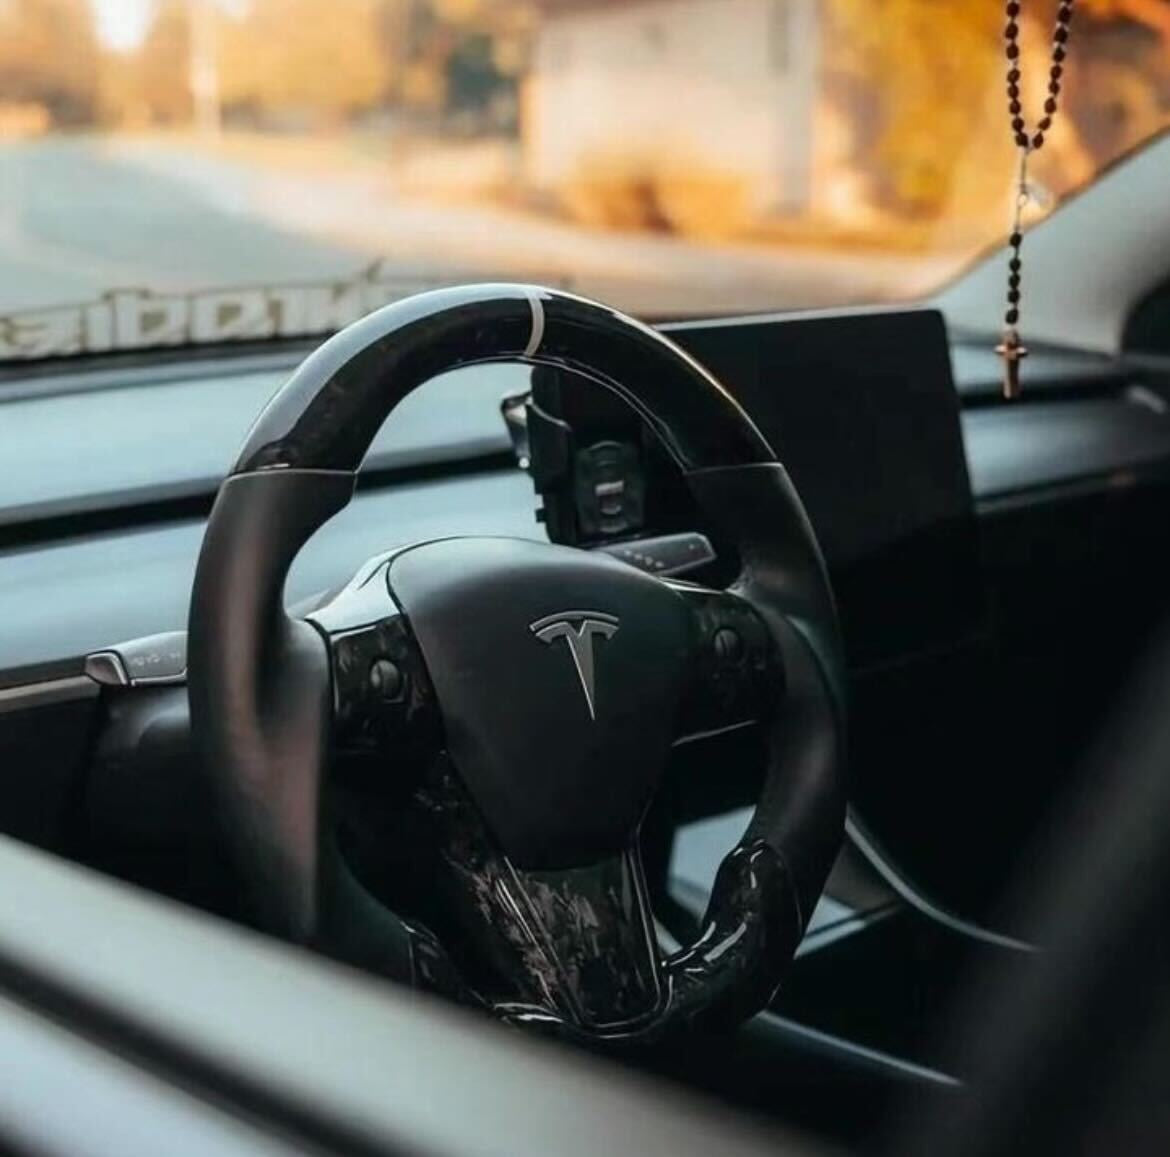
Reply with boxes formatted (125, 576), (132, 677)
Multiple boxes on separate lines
(670, 581), (784, 744)
(306, 554), (440, 758)
(414, 758), (666, 1034)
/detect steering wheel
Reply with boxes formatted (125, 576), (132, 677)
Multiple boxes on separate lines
(187, 285), (846, 1042)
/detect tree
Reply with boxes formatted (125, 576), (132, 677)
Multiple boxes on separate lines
(1082, 0), (1170, 42)
(217, 0), (389, 125)
(392, 0), (534, 125)
(1072, 0), (1170, 164)
(136, 0), (195, 125)
(0, 0), (100, 125)
(822, 0), (1170, 231)
(207, 0), (533, 130)
(824, 0), (1002, 219)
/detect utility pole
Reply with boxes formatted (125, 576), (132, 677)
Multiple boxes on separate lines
(776, 0), (818, 215)
(188, 0), (221, 137)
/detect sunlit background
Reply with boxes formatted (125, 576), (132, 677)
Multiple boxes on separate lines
(1, 0), (1168, 319)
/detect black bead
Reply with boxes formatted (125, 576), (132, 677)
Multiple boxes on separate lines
(1007, 42), (1020, 59)
(1009, 257), (1021, 271)
(1007, 0), (1020, 14)
(1007, 289), (1021, 304)
(1008, 83), (1020, 99)
(1058, 4), (1073, 22)
(1051, 64), (1064, 79)
(1055, 26), (1069, 43)
(1015, 132), (1029, 147)
(1005, 20), (1019, 38)
(1045, 97), (1058, 113)
(1008, 67), (1021, 83)
(1049, 79), (1061, 94)
(1012, 115), (1025, 131)
(1006, 308), (1019, 325)
(1039, 115), (1052, 130)
(1032, 132), (1046, 149)
(1010, 100), (1022, 115)
(1010, 231), (1023, 247)
(1009, 274), (1021, 289)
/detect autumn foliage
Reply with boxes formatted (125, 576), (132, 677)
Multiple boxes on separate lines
(825, 0), (1170, 232)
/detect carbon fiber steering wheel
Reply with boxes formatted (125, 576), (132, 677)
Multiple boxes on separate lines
(187, 285), (846, 1042)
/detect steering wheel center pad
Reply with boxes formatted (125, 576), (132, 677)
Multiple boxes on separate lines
(388, 537), (693, 870)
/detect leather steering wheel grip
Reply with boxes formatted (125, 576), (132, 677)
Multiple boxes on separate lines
(187, 469), (351, 941)
(688, 462), (848, 925)
(188, 468), (432, 984)
(186, 284), (847, 1032)
(231, 283), (774, 475)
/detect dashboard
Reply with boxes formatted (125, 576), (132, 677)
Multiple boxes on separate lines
(5, 307), (1165, 674)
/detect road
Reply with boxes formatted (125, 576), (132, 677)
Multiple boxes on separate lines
(0, 138), (366, 314)
(0, 135), (958, 320)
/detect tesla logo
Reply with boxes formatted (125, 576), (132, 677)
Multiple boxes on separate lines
(530, 611), (620, 720)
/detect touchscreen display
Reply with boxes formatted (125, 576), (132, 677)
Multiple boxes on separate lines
(664, 308), (984, 668)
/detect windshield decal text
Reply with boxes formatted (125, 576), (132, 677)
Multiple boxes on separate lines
(0, 264), (543, 362)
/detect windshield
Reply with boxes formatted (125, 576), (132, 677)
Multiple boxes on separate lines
(2, 0), (1169, 360)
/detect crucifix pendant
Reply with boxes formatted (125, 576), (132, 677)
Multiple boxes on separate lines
(996, 148), (1032, 401)
(996, 327), (1029, 400)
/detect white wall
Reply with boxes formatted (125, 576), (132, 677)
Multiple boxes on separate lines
(524, 0), (816, 212)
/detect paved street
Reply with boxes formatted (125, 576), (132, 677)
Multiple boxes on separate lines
(1, 135), (958, 320)
(0, 138), (365, 314)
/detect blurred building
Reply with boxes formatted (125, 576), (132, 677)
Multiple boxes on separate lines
(524, 0), (819, 220)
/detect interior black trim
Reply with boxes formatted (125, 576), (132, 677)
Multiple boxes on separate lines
(0, 676), (97, 715)
(0, 835), (794, 1157)
(0, 658), (89, 695)
(0, 451), (518, 549)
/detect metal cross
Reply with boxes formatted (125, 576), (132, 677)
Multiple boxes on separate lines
(996, 328), (1029, 400)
